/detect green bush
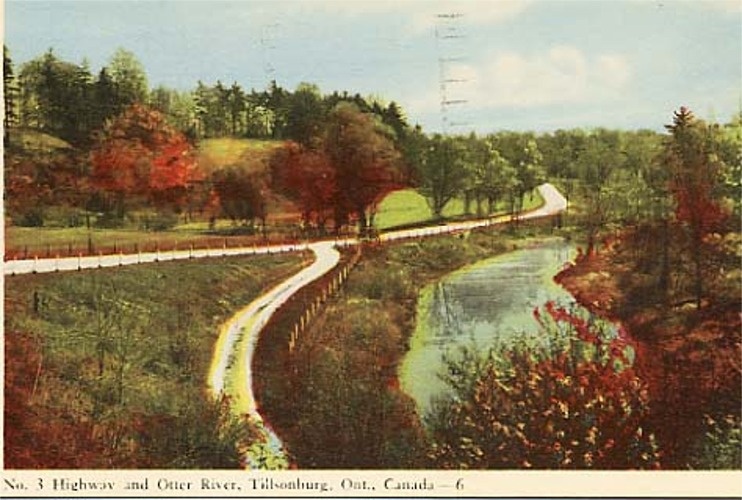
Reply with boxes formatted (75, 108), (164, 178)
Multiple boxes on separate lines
(94, 211), (126, 229)
(141, 211), (180, 231)
(41, 206), (86, 228)
(16, 207), (45, 227)
(690, 414), (742, 469)
(347, 263), (413, 302)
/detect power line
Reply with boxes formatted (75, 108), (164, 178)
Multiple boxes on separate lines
(435, 12), (468, 134)
(260, 22), (280, 86)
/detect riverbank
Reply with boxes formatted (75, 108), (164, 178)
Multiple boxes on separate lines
(555, 243), (741, 468)
(253, 218), (568, 467)
(400, 238), (576, 414)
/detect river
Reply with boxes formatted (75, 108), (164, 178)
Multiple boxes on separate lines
(400, 238), (577, 413)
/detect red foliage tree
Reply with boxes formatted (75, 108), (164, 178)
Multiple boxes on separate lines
(90, 104), (200, 215)
(663, 107), (728, 308)
(428, 303), (661, 469)
(270, 141), (336, 233)
(5, 330), (107, 468)
(271, 103), (402, 234)
(324, 102), (401, 233)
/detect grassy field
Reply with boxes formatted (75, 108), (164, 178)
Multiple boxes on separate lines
(375, 188), (544, 230)
(197, 137), (284, 175)
(5, 188), (545, 258)
(4, 225), (276, 259)
(7, 128), (73, 152)
(4, 252), (308, 468)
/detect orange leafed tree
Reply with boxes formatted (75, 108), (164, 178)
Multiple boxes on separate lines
(270, 141), (337, 233)
(90, 104), (200, 214)
(427, 303), (662, 469)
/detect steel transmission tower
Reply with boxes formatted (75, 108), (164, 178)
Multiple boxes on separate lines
(261, 22), (280, 86)
(435, 13), (468, 134)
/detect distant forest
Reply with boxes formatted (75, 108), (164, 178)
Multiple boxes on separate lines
(4, 45), (740, 237)
(3, 46), (409, 146)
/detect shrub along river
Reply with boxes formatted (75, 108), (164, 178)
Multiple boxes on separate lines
(400, 238), (578, 413)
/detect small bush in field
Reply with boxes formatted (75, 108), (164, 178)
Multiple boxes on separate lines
(17, 207), (45, 227)
(140, 210), (180, 231)
(347, 263), (413, 301)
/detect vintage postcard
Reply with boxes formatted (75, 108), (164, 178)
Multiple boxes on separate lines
(2, 0), (741, 498)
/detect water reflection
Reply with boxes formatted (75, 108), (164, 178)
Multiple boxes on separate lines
(401, 239), (577, 413)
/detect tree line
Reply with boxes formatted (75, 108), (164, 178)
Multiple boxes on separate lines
(3, 46), (408, 147)
(3, 45), (410, 233)
(4, 44), (740, 250)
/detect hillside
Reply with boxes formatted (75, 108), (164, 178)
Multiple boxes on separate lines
(6, 128), (74, 153)
(196, 138), (285, 175)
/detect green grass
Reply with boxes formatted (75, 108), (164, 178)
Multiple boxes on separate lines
(197, 137), (284, 174)
(5, 188), (545, 257)
(4, 252), (307, 468)
(4, 225), (255, 258)
(375, 188), (545, 230)
(7, 128), (73, 152)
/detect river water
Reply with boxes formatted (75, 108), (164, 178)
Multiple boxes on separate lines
(400, 238), (577, 414)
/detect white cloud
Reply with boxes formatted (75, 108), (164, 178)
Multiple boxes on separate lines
(595, 54), (632, 89)
(406, 45), (633, 125)
(444, 46), (633, 109)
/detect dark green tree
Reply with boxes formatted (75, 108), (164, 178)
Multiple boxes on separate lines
(91, 67), (120, 131)
(381, 101), (408, 143)
(211, 166), (267, 229)
(18, 49), (95, 143)
(285, 82), (326, 147)
(415, 134), (468, 219)
(227, 82), (246, 136)
(106, 48), (148, 106)
(266, 80), (289, 139)
(3, 45), (19, 144)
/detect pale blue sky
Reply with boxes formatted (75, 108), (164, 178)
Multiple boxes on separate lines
(5, 0), (741, 133)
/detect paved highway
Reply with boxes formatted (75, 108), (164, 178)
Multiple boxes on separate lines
(3, 183), (566, 275)
(3, 183), (567, 467)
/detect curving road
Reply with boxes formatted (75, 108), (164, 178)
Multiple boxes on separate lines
(3, 183), (567, 466)
(3, 242), (311, 276)
(208, 241), (339, 404)
(206, 241), (340, 466)
(4, 183), (566, 276)
(379, 182), (566, 242)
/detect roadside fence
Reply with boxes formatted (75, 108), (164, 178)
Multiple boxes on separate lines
(4, 240), (316, 276)
(287, 244), (362, 354)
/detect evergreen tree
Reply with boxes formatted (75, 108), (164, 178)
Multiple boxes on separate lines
(92, 67), (120, 131)
(18, 49), (96, 143)
(3, 45), (19, 144)
(106, 48), (148, 106)
(663, 107), (727, 309)
(227, 82), (246, 136)
(285, 82), (326, 148)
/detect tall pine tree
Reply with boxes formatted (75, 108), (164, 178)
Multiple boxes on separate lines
(3, 45), (19, 144)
